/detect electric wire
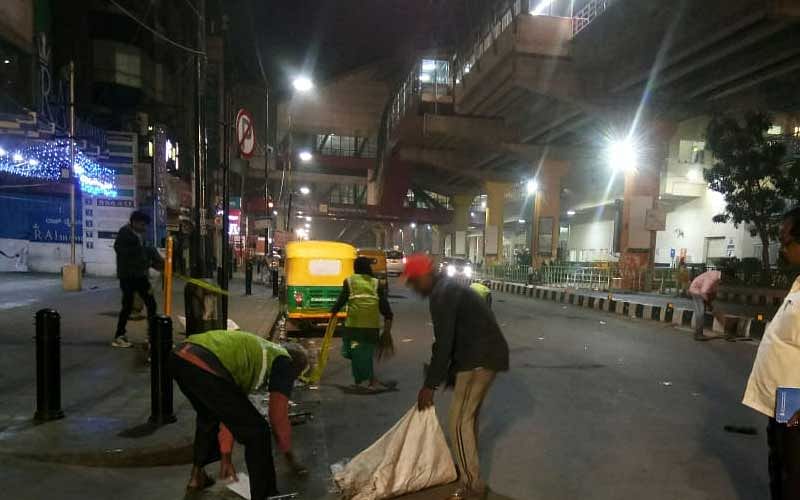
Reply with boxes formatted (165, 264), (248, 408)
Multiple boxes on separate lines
(107, 0), (206, 56)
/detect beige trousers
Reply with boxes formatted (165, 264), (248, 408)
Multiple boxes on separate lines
(448, 368), (496, 492)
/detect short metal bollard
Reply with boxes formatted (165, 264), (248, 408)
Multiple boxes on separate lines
(149, 315), (177, 425)
(271, 268), (279, 297)
(34, 308), (64, 422)
(245, 260), (253, 296)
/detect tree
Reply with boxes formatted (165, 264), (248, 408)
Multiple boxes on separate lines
(704, 111), (800, 278)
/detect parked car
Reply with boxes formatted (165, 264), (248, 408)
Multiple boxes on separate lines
(386, 250), (405, 276)
(439, 257), (474, 278)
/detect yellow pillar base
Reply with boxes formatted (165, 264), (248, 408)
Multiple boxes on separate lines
(62, 264), (82, 291)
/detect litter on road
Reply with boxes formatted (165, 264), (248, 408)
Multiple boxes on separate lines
(661, 381), (673, 387)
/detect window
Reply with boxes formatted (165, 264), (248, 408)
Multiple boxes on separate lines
(329, 184), (366, 206)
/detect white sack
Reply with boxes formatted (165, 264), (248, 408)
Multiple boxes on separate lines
(334, 406), (457, 500)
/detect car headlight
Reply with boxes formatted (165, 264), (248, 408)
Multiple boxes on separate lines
(446, 265), (456, 277)
(464, 266), (473, 277)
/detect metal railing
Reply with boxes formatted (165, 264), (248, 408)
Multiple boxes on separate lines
(539, 264), (616, 290)
(476, 265), (532, 284)
(572, 0), (617, 36)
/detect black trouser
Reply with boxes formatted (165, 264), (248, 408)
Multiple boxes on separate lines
(115, 276), (157, 338)
(171, 354), (278, 499)
(768, 417), (800, 500)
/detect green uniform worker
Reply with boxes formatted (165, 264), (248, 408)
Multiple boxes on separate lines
(470, 281), (493, 308)
(331, 256), (394, 391)
(171, 331), (309, 499)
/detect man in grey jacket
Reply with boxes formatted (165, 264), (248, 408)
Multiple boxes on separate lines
(403, 254), (509, 500)
(113, 211), (163, 348)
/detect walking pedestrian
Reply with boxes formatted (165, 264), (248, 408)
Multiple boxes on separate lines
(171, 330), (309, 499)
(330, 256), (394, 392)
(112, 211), (163, 348)
(403, 254), (509, 500)
(688, 268), (722, 341)
(742, 207), (800, 500)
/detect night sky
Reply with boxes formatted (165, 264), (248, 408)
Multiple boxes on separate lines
(224, 0), (470, 91)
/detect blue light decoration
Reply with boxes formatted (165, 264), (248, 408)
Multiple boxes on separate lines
(0, 139), (117, 197)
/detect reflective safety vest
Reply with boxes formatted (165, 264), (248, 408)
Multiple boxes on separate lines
(470, 282), (491, 301)
(187, 330), (290, 393)
(345, 274), (381, 329)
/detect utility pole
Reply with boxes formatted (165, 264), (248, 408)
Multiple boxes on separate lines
(263, 86), (271, 255)
(68, 61), (76, 266)
(62, 60), (81, 291)
(221, 93), (231, 322)
(191, 0), (208, 277)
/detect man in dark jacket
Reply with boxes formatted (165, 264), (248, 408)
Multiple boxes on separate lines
(403, 254), (509, 500)
(113, 211), (163, 348)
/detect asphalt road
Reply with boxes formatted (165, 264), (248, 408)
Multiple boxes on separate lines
(0, 275), (769, 499)
(315, 279), (768, 500)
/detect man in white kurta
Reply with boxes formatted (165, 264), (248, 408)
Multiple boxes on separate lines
(742, 208), (800, 500)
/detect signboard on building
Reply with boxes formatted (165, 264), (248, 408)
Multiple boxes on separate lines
(645, 206), (667, 231)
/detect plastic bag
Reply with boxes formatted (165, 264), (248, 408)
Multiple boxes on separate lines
(333, 406), (457, 500)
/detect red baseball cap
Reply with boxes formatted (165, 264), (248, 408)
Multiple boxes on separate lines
(400, 253), (434, 282)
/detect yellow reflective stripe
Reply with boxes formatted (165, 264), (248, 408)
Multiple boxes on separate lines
(174, 274), (230, 296)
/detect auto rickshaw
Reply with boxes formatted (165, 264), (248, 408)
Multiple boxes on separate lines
(356, 248), (389, 290)
(284, 240), (357, 331)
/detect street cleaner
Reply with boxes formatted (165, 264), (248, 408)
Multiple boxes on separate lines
(330, 256), (394, 392)
(171, 330), (309, 499)
(402, 254), (509, 500)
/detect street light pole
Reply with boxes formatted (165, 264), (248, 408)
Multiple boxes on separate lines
(263, 86), (271, 256)
(191, 0), (208, 277)
(68, 61), (76, 266)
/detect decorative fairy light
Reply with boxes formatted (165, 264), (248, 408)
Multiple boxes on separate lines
(0, 139), (118, 196)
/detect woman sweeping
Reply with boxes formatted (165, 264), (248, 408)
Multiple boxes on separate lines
(331, 256), (394, 392)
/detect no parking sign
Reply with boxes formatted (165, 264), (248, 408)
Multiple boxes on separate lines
(236, 108), (255, 158)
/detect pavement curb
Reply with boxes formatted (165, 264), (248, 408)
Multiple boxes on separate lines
(464, 278), (769, 340)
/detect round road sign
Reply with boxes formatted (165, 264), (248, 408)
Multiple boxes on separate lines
(236, 108), (255, 158)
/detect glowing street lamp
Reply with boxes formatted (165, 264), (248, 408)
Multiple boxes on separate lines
(292, 76), (314, 93)
(298, 151), (313, 162)
(526, 179), (539, 195)
(607, 137), (639, 173)
(299, 186), (310, 195)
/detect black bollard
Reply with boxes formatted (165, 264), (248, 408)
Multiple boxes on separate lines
(149, 315), (177, 425)
(272, 268), (279, 297)
(34, 309), (64, 422)
(245, 259), (253, 296)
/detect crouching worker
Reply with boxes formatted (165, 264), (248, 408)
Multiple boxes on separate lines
(171, 330), (308, 499)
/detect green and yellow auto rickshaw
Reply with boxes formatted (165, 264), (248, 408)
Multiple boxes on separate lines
(284, 240), (356, 331)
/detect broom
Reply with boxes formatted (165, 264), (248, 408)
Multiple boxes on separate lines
(376, 326), (395, 361)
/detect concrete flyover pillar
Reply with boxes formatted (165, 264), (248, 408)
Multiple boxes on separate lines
(483, 182), (512, 265)
(531, 160), (568, 268)
(619, 121), (675, 290)
(450, 193), (474, 257)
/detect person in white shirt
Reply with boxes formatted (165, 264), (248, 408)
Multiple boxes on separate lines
(742, 207), (800, 500)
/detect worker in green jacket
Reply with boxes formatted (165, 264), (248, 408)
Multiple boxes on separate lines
(171, 330), (308, 499)
(331, 256), (394, 392)
(470, 280), (493, 308)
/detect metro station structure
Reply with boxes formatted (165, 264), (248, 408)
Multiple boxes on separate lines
(272, 0), (800, 283)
